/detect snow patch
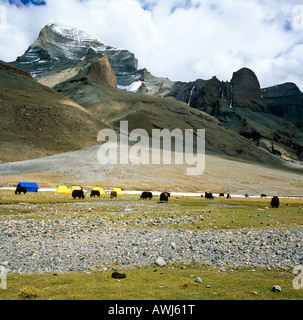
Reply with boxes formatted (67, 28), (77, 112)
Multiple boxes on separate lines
(118, 81), (143, 92)
(50, 24), (101, 44)
(49, 24), (122, 54)
(188, 85), (195, 106)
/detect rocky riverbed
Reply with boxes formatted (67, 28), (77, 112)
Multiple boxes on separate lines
(0, 200), (302, 274)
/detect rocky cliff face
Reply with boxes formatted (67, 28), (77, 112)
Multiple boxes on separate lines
(230, 68), (265, 112)
(262, 82), (303, 129)
(166, 68), (266, 114)
(157, 67), (303, 162)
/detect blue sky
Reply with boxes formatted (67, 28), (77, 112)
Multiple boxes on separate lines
(1, 0), (303, 90)
(8, 0), (46, 6)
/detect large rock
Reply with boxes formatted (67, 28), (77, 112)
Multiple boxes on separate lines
(155, 257), (166, 267)
(230, 67), (265, 112)
(76, 55), (117, 90)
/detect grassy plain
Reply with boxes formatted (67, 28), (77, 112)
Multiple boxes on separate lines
(0, 191), (302, 231)
(1, 265), (302, 300)
(0, 190), (302, 300)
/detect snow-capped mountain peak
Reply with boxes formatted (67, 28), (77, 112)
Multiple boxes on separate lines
(12, 24), (140, 87)
(49, 23), (104, 46)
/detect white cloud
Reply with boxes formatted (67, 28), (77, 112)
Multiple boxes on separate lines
(0, 0), (303, 90)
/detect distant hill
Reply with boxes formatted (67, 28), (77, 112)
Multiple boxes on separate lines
(0, 60), (108, 163)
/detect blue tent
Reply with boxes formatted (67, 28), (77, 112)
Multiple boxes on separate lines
(18, 182), (39, 193)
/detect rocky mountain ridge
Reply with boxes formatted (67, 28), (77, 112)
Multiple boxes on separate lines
(1, 55), (284, 169)
(8, 24), (303, 164)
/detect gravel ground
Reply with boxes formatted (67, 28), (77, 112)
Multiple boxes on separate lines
(0, 201), (302, 274)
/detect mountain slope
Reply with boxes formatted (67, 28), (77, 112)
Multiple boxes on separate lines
(0, 60), (108, 163)
(2, 62), (301, 194)
(52, 54), (286, 168)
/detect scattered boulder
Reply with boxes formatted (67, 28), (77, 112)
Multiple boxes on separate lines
(155, 257), (166, 267)
(195, 277), (202, 283)
(271, 285), (282, 293)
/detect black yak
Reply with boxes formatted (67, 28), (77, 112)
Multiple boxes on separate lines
(111, 272), (126, 279)
(15, 185), (27, 195)
(110, 191), (117, 198)
(271, 196), (280, 208)
(140, 191), (153, 200)
(90, 190), (100, 197)
(72, 190), (85, 200)
(160, 192), (170, 202)
(205, 192), (214, 199)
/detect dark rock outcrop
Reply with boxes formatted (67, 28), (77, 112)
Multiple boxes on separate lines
(262, 82), (303, 129)
(230, 67), (265, 112)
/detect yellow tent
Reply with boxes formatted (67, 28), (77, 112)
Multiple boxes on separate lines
(56, 186), (70, 194)
(92, 187), (105, 195)
(70, 186), (83, 193)
(112, 188), (123, 195)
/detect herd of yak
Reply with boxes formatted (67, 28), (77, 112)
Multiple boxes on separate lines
(71, 190), (171, 202)
(14, 184), (280, 208)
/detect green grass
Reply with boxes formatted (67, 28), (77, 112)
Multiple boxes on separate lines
(0, 265), (302, 300)
(176, 197), (303, 230)
(0, 191), (303, 230)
